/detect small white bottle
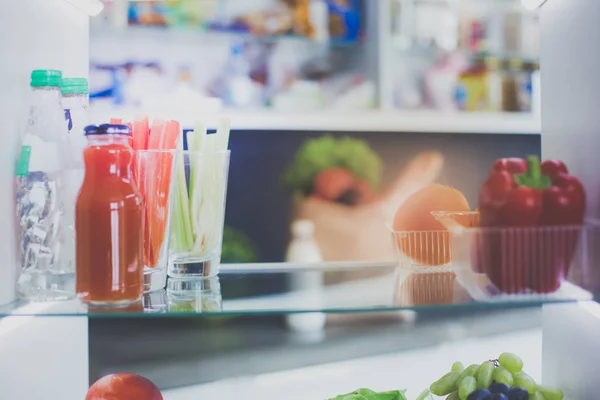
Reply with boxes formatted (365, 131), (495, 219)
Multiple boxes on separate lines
(285, 219), (326, 333)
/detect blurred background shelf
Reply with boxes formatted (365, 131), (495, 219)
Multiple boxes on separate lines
(90, 24), (361, 46)
(91, 105), (541, 133)
(90, 0), (540, 124)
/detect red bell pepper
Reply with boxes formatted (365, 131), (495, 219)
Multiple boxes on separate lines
(477, 156), (586, 294)
(490, 157), (527, 175)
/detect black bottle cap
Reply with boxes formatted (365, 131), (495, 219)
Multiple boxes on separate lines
(83, 125), (99, 136)
(95, 124), (132, 136)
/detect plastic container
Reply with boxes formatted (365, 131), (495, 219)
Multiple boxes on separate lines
(450, 221), (597, 303)
(391, 228), (458, 306)
(391, 211), (594, 304)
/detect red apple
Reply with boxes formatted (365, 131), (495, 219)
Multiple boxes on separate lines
(86, 373), (163, 400)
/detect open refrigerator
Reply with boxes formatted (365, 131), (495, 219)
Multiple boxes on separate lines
(1, 0), (600, 399)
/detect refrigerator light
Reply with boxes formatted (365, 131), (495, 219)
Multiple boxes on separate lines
(63, 0), (104, 16)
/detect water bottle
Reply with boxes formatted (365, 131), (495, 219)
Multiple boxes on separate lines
(61, 78), (90, 164)
(61, 77), (90, 281)
(15, 69), (75, 301)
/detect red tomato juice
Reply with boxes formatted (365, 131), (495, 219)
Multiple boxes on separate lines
(76, 125), (143, 306)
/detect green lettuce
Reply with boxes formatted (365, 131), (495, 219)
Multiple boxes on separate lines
(328, 388), (408, 400)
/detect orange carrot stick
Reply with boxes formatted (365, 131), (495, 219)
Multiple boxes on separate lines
(148, 121), (180, 267)
(133, 116), (149, 151)
(141, 120), (179, 268)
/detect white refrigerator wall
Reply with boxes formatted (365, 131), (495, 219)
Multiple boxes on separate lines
(0, 0), (89, 304)
(0, 2), (90, 399)
(540, 0), (600, 218)
(540, 0), (600, 292)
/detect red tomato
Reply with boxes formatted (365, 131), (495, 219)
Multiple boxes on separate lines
(86, 373), (163, 400)
(313, 167), (355, 201)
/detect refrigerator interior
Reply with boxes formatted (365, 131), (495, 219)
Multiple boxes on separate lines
(1, 0), (600, 399)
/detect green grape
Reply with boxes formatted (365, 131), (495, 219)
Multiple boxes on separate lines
(476, 361), (494, 389)
(446, 391), (460, 400)
(430, 372), (461, 396)
(451, 362), (465, 373)
(532, 392), (546, 400)
(513, 372), (537, 395)
(498, 352), (524, 373)
(536, 385), (564, 400)
(458, 376), (477, 400)
(459, 364), (480, 382)
(416, 389), (431, 400)
(492, 366), (514, 386)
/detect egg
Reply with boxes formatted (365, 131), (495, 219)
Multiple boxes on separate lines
(393, 184), (470, 266)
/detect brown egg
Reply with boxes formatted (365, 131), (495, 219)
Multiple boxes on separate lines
(393, 184), (470, 266)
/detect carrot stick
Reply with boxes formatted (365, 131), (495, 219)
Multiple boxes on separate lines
(143, 120), (180, 268)
(151, 121), (180, 266)
(148, 118), (165, 150)
(133, 116), (149, 151)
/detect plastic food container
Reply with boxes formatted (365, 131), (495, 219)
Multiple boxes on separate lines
(391, 212), (480, 306)
(391, 211), (595, 304)
(450, 220), (597, 303)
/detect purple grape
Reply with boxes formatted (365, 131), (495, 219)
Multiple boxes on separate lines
(507, 387), (529, 400)
(489, 382), (510, 395)
(467, 389), (492, 400)
(491, 394), (508, 400)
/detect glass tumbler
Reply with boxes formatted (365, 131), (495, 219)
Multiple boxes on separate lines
(169, 150), (230, 278)
(136, 149), (177, 292)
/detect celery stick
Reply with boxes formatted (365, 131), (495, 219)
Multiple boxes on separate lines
(190, 123), (206, 152)
(188, 122), (206, 186)
(170, 182), (187, 253)
(188, 124), (207, 242)
(186, 119), (230, 257)
(171, 143), (194, 252)
(190, 151), (226, 256)
(217, 118), (231, 150)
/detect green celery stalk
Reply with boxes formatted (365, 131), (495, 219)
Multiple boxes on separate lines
(188, 124), (207, 243)
(171, 143), (194, 252)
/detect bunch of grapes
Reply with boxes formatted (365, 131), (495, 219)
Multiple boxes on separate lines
(422, 353), (564, 400)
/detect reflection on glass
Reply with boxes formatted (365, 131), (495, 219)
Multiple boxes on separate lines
(166, 277), (222, 313)
(86, 300), (144, 314)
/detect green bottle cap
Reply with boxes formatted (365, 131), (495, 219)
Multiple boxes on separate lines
(30, 69), (62, 87)
(61, 77), (89, 95)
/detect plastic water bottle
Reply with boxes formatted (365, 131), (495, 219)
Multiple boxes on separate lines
(61, 77), (89, 279)
(61, 77), (90, 165)
(15, 70), (75, 301)
(285, 220), (326, 333)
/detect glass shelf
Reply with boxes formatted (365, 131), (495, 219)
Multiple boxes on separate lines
(0, 262), (593, 317)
